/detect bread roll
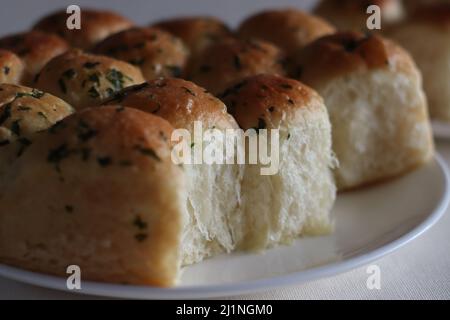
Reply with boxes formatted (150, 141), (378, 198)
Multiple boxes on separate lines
(238, 8), (335, 54)
(0, 106), (185, 286)
(289, 32), (434, 190)
(188, 38), (285, 95)
(315, 0), (405, 32)
(0, 84), (73, 146)
(93, 27), (188, 80)
(0, 50), (24, 85)
(388, 4), (450, 121)
(0, 84), (73, 186)
(33, 9), (134, 50)
(0, 31), (69, 85)
(221, 74), (336, 250)
(105, 78), (244, 265)
(153, 16), (233, 58)
(35, 49), (145, 110)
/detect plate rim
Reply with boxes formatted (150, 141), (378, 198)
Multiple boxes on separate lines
(1, 154), (449, 299)
(432, 120), (450, 139)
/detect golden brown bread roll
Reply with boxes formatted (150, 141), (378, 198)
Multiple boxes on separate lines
(93, 27), (188, 80)
(0, 50), (24, 85)
(221, 74), (336, 249)
(388, 4), (450, 120)
(314, 0), (405, 32)
(0, 31), (70, 85)
(153, 16), (233, 57)
(0, 84), (74, 183)
(188, 38), (286, 95)
(33, 8), (134, 50)
(0, 84), (73, 147)
(105, 78), (244, 265)
(35, 49), (145, 110)
(238, 8), (336, 54)
(289, 32), (434, 190)
(0, 106), (185, 286)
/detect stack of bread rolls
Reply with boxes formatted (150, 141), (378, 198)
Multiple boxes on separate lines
(0, 3), (437, 286)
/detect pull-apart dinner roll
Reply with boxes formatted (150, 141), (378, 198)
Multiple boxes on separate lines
(388, 4), (450, 121)
(290, 32), (434, 190)
(238, 8), (336, 55)
(0, 31), (69, 85)
(93, 27), (188, 80)
(105, 78), (244, 265)
(0, 106), (185, 286)
(0, 84), (73, 192)
(221, 74), (336, 250)
(153, 16), (233, 58)
(314, 0), (405, 32)
(188, 38), (285, 96)
(33, 8), (134, 50)
(35, 49), (145, 110)
(0, 50), (24, 85)
(0, 84), (73, 146)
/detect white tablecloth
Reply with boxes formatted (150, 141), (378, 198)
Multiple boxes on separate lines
(1, 141), (450, 300)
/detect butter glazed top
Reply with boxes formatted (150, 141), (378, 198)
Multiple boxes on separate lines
(289, 32), (417, 87)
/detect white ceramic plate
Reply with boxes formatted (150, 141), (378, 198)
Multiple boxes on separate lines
(432, 120), (450, 139)
(0, 155), (449, 299)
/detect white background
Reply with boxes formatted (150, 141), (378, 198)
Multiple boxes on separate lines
(0, 0), (449, 300)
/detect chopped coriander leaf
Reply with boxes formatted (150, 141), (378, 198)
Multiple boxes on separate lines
(83, 62), (101, 69)
(0, 104), (12, 125)
(280, 83), (293, 90)
(37, 112), (48, 120)
(182, 86), (196, 96)
(135, 233), (148, 242)
(62, 69), (76, 79)
(106, 69), (132, 91)
(77, 120), (98, 142)
(166, 65), (182, 77)
(17, 138), (31, 157)
(134, 145), (161, 161)
(97, 156), (112, 167)
(17, 106), (31, 111)
(133, 216), (147, 230)
(10, 119), (21, 136)
(88, 87), (100, 98)
(47, 144), (71, 171)
(58, 78), (67, 94)
(233, 55), (242, 70)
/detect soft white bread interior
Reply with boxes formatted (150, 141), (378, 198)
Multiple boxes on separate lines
(238, 8), (336, 54)
(105, 78), (244, 265)
(35, 49), (145, 111)
(221, 74), (336, 250)
(314, 0), (405, 32)
(388, 4), (450, 121)
(0, 106), (186, 286)
(290, 32), (434, 190)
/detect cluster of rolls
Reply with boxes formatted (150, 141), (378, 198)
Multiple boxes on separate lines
(0, 1), (441, 286)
